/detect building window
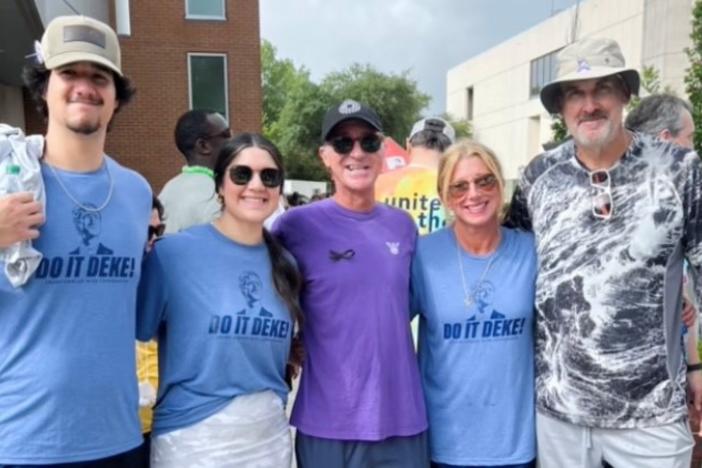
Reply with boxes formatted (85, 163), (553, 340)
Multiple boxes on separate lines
(466, 86), (474, 121)
(529, 49), (561, 98)
(185, 0), (226, 20)
(188, 53), (228, 121)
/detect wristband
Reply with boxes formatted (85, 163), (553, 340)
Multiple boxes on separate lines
(687, 363), (702, 373)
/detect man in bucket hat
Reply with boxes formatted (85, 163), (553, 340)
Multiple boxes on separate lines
(0, 15), (151, 466)
(506, 37), (702, 467)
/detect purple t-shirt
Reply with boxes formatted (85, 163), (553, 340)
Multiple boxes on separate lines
(273, 199), (427, 440)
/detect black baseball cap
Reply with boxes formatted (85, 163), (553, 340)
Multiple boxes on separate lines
(321, 99), (383, 141)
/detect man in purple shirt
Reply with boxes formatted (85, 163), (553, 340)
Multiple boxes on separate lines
(273, 99), (428, 468)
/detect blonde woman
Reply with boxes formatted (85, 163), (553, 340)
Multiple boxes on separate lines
(411, 139), (536, 468)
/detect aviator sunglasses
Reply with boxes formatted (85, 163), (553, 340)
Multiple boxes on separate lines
(329, 134), (383, 155)
(448, 174), (498, 198)
(228, 165), (283, 188)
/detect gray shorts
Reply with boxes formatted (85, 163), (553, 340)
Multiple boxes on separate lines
(536, 411), (694, 468)
(295, 430), (429, 468)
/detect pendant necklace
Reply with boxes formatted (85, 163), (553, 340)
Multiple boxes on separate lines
(46, 159), (114, 212)
(456, 234), (500, 308)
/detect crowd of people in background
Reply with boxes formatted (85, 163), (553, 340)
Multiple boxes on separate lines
(0, 14), (701, 468)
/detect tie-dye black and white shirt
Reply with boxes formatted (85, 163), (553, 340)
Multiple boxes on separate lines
(507, 133), (702, 428)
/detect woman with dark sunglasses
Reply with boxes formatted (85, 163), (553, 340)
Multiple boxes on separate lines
(136, 133), (303, 467)
(411, 139), (537, 468)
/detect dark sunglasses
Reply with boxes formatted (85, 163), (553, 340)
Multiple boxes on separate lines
(229, 165), (283, 188)
(448, 174), (498, 198)
(590, 170), (613, 220)
(329, 134), (383, 155)
(148, 224), (165, 240)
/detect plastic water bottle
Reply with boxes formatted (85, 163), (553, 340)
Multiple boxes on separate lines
(6, 164), (23, 194)
(4, 164), (34, 283)
(5, 164), (31, 244)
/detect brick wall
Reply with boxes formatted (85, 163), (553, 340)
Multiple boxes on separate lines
(112, 0), (262, 191)
(23, 0), (262, 192)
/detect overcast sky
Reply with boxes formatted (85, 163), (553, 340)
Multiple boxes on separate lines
(260, 0), (577, 116)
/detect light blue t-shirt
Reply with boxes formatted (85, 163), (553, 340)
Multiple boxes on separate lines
(0, 158), (151, 464)
(412, 226), (536, 466)
(137, 224), (293, 436)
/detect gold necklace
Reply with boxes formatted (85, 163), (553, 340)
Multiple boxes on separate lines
(456, 233), (500, 308)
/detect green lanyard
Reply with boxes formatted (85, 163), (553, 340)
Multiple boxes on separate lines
(182, 166), (214, 179)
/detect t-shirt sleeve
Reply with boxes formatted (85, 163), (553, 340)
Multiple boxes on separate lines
(682, 151), (702, 308)
(136, 246), (168, 341)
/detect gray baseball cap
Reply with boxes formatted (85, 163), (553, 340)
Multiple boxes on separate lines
(40, 15), (122, 76)
(540, 37), (639, 114)
(409, 117), (456, 143)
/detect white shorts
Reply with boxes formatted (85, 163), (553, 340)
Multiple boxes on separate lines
(151, 390), (292, 468)
(536, 411), (693, 468)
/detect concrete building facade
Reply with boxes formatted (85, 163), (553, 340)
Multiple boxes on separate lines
(1, 0), (262, 191)
(446, 0), (693, 187)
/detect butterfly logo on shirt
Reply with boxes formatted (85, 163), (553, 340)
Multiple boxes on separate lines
(385, 242), (400, 255)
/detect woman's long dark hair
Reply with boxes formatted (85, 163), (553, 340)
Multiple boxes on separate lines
(214, 133), (304, 384)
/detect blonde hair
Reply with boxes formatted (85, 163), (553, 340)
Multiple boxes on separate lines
(437, 139), (506, 220)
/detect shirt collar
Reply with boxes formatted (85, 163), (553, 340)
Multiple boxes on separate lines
(181, 165), (214, 178)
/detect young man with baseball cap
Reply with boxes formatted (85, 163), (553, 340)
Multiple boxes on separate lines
(273, 99), (428, 467)
(0, 15), (151, 466)
(506, 37), (702, 467)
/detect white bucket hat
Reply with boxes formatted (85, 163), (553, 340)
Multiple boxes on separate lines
(540, 37), (639, 114)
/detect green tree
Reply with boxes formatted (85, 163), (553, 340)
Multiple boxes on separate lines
(261, 46), (432, 180)
(686, 0), (702, 154)
(627, 65), (674, 110)
(268, 79), (332, 180)
(549, 116), (568, 145)
(440, 112), (472, 139)
(261, 40), (328, 179)
(260, 40), (311, 135)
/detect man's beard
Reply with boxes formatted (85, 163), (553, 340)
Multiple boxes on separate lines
(569, 113), (619, 151)
(64, 98), (106, 135)
(68, 121), (101, 135)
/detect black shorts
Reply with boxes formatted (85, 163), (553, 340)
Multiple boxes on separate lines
(295, 430), (429, 468)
